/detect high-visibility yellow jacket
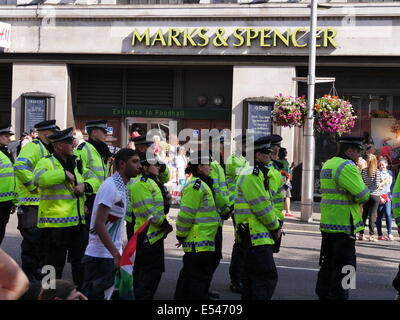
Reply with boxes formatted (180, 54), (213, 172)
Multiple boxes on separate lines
(320, 156), (370, 234)
(34, 155), (85, 228)
(391, 172), (400, 228)
(130, 175), (169, 245)
(125, 169), (170, 224)
(210, 160), (230, 219)
(176, 176), (221, 253)
(0, 150), (16, 203)
(233, 165), (280, 246)
(14, 139), (50, 205)
(226, 154), (248, 206)
(74, 141), (108, 195)
(266, 161), (284, 221)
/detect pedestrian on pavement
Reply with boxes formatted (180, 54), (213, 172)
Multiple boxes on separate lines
(233, 136), (281, 300)
(129, 153), (173, 300)
(0, 126), (17, 245)
(34, 127), (87, 289)
(38, 279), (88, 300)
(13, 119), (59, 282)
(16, 132), (28, 156)
(174, 152), (221, 300)
(81, 148), (141, 300)
(316, 136), (370, 300)
(277, 147), (294, 217)
(376, 158), (394, 241)
(359, 154), (382, 242)
(74, 120), (112, 230)
(0, 247), (29, 300)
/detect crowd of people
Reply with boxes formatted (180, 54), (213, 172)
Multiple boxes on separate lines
(356, 143), (396, 242)
(0, 119), (298, 300)
(0, 119), (399, 301)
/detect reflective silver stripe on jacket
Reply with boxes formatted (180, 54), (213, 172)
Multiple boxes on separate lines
(252, 205), (274, 217)
(321, 199), (355, 206)
(334, 160), (355, 193)
(272, 198), (284, 205)
(34, 169), (46, 187)
(16, 157), (33, 169)
(40, 194), (75, 200)
(392, 192), (400, 198)
(320, 169), (333, 179)
(14, 165), (31, 171)
(0, 163), (12, 169)
(45, 184), (67, 191)
(319, 188), (347, 195)
(248, 196), (268, 207)
(354, 187), (370, 199)
(393, 203), (400, 209)
(0, 173), (13, 177)
(134, 199), (163, 208)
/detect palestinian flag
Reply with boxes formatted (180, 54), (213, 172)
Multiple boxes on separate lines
(114, 217), (152, 299)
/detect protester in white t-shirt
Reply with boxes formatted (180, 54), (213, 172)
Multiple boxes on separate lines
(81, 149), (142, 300)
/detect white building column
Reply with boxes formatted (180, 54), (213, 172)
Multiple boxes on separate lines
(231, 65), (297, 164)
(11, 63), (69, 137)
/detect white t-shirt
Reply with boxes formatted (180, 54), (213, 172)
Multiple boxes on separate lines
(176, 155), (187, 180)
(85, 172), (129, 259)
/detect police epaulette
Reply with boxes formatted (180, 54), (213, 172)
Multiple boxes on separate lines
(77, 142), (86, 150)
(253, 166), (260, 176)
(44, 155), (52, 159)
(32, 140), (40, 145)
(193, 179), (201, 190)
(141, 176), (148, 182)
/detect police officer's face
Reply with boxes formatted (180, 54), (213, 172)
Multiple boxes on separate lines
(0, 134), (11, 146)
(58, 140), (74, 157)
(270, 146), (280, 160)
(125, 155), (142, 179)
(198, 164), (212, 176)
(93, 128), (107, 142)
(145, 164), (160, 176)
(256, 150), (271, 165)
(347, 147), (361, 163)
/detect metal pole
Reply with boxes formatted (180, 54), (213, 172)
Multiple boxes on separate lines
(300, 0), (318, 222)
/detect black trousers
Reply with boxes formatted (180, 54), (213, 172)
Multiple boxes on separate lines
(174, 251), (216, 300)
(315, 232), (356, 300)
(229, 241), (244, 285)
(0, 201), (12, 245)
(81, 255), (116, 300)
(134, 238), (165, 300)
(84, 194), (96, 232)
(241, 236), (278, 300)
(126, 218), (136, 241)
(41, 224), (88, 290)
(210, 227), (223, 274)
(361, 195), (380, 236)
(17, 205), (43, 281)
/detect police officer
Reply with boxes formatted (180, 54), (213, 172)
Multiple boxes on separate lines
(126, 135), (171, 240)
(14, 119), (59, 281)
(226, 134), (250, 294)
(74, 120), (111, 229)
(130, 153), (173, 300)
(233, 136), (281, 300)
(0, 126), (17, 245)
(34, 127), (87, 289)
(174, 152), (221, 300)
(316, 136), (370, 300)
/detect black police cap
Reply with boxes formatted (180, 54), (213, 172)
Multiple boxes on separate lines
(0, 125), (14, 136)
(338, 136), (364, 150)
(131, 135), (152, 146)
(85, 120), (108, 131)
(48, 127), (74, 143)
(253, 136), (272, 152)
(34, 120), (59, 131)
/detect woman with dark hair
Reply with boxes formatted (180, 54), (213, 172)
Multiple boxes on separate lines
(174, 152), (220, 300)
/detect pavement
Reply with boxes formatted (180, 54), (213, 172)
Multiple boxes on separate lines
(169, 200), (399, 235)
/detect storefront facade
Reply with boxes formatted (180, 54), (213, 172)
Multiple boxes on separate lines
(2, 2), (400, 177)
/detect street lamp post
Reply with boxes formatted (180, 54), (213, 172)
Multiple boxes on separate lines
(300, 0), (318, 222)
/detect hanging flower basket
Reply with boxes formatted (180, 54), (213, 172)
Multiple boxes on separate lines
(272, 94), (308, 128)
(314, 95), (357, 136)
